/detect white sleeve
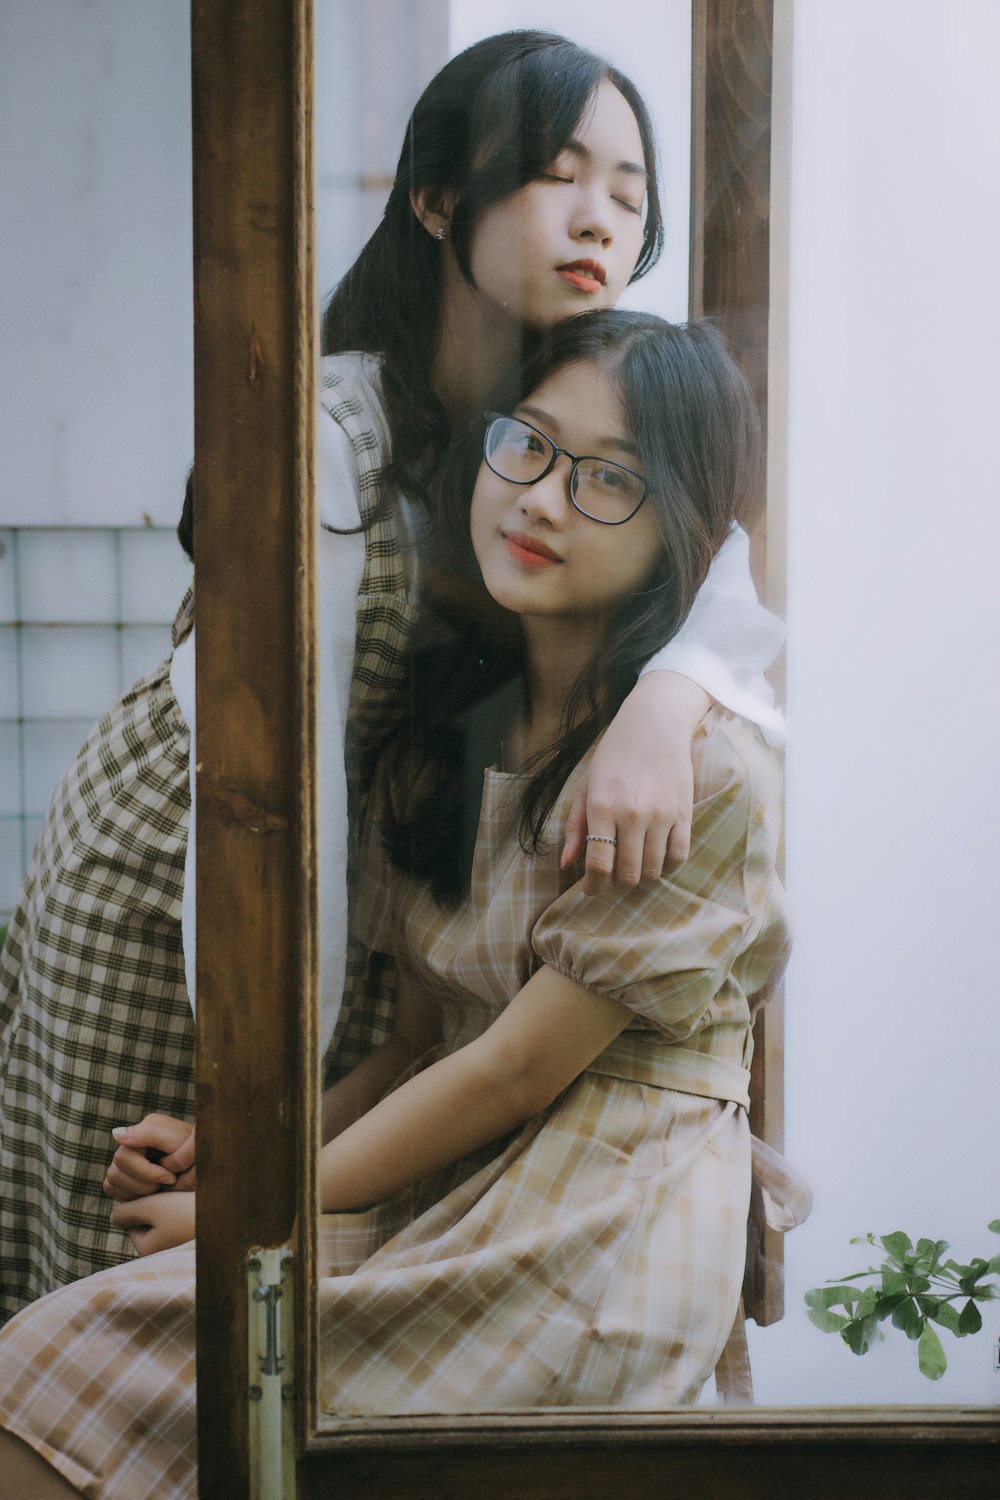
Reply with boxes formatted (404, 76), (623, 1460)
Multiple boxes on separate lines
(169, 406), (366, 1042)
(169, 630), (197, 1013)
(315, 400), (366, 1055)
(640, 524), (786, 745)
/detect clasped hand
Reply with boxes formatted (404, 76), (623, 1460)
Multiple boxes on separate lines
(103, 1112), (196, 1256)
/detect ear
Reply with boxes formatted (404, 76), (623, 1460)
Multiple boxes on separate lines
(409, 185), (458, 240)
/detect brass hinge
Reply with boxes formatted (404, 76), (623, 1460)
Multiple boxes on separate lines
(247, 1246), (295, 1500)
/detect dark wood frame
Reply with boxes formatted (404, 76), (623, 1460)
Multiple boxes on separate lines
(691, 0), (786, 1326)
(191, 1), (1000, 1495)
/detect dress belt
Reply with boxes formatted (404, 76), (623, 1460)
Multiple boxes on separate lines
(586, 1026), (753, 1108)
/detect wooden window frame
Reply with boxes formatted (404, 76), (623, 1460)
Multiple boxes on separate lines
(190, 1), (1000, 1495)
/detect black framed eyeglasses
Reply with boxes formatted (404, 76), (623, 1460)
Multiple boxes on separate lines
(482, 413), (649, 526)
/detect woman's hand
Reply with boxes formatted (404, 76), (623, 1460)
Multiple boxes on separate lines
(111, 1192), (196, 1256)
(103, 1114), (197, 1200)
(561, 671), (712, 893)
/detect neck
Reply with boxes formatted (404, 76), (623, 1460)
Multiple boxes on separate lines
(430, 251), (523, 428)
(517, 613), (608, 762)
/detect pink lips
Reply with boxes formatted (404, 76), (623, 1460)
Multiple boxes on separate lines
(556, 259), (607, 293)
(503, 531), (563, 568)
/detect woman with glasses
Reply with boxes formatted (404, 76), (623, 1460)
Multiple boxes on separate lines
(305, 310), (788, 1415)
(0, 310), (787, 1498)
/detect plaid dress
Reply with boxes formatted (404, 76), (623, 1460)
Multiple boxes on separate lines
(0, 357), (403, 1325)
(0, 594), (195, 1323)
(0, 709), (786, 1499)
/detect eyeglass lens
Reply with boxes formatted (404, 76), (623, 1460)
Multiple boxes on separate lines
(484, 417), (644, 524)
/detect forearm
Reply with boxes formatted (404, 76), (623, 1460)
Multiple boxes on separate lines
(319, 966), (629, 1212)
(319, 1038), (526, 1210)
(320, 1031), (423, 1144)
(627, 669), (712, 733)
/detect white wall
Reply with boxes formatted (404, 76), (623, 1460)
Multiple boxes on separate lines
(747, 0), (1000, 1404)
(0, 1), (192, 527)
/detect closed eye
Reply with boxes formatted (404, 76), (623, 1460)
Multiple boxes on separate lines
(614, 195), (643, 215)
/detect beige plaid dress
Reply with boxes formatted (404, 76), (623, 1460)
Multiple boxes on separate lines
(0, 708), (786, 1499)
(0, 594), (196, 1324)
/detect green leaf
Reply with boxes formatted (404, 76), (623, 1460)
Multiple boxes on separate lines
(850, 1233), (878, 1246)
(873, 1292), (904, 1323)
(928, 1301), (962, 1335)
(984, 1256), (1000, 1275)
(805, 1285), (866, 1311)
(879, 1231), (913, 1264)
(987, 1220), (1000, 1235)
(843, 1314), (880, 1356)
(891, 1298), (924, 1341)
(917, 1322), (947, 1380)
(855, 1286), (879, 1319)
(958, 1300), (983, 1335)
(807, 1306), (850, 1334)
(881, 1269), (910, 1297)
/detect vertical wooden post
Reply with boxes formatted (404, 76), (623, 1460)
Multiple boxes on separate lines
(191, 2), (316, 1494)
(690, 0), (786, 1326)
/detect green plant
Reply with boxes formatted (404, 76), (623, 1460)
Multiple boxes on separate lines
(805, 1221), (1000, 1379)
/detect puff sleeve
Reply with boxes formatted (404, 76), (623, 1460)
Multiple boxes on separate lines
(531, 714), (787, 1045)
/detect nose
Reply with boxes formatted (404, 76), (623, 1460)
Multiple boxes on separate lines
(570, 186), (614, 248)
(518, 457), (574, 525)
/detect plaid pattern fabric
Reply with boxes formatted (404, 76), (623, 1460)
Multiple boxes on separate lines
(0, 710), (785, 1496)
(313, 710), (788, 1415)
(0, 595), (195, 1323)
(358, 710), (789, 1111)
(0, 1244), (198, 1500)
(319, 359), (415, 1080)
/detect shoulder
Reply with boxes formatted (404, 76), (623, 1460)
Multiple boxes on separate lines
(690, 707), (783, 846)
(318, 353), (392, 528)
(320, 352), (390, 455)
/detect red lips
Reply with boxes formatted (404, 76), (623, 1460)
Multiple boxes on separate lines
(503, 531), (563, 568)
(556, 259), (607, 293)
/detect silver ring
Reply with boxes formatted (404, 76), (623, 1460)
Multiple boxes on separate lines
(585, 834), (617, 847)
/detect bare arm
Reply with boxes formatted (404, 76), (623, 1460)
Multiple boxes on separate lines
(320, 971), (442, 1144)
(319, 965), (630, 1212)
(562, 671), (712, 893)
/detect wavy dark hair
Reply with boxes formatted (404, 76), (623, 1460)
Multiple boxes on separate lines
(321, 30), (663, 511)
(381, 309), (761, 904)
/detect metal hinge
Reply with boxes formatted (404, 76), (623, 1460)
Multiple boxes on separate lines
(247, 1246), (295, 1500)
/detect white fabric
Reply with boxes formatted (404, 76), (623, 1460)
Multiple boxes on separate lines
(641, 524), (786, 745)
(175, 379), (367, 1055)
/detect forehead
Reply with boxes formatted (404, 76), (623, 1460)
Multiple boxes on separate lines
(517, 360), (630, 445)
(568, 79), (646, 170)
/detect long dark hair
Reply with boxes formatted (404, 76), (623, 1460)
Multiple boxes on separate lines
(382, 309), (761, 904)
(321, 31), (664, 509)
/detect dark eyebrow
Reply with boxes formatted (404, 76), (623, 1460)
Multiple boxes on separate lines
(563, 136), (648, 183)
(515, 405), (640, 460)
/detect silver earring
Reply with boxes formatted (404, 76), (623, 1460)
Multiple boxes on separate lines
(436, 225), (446, 242)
